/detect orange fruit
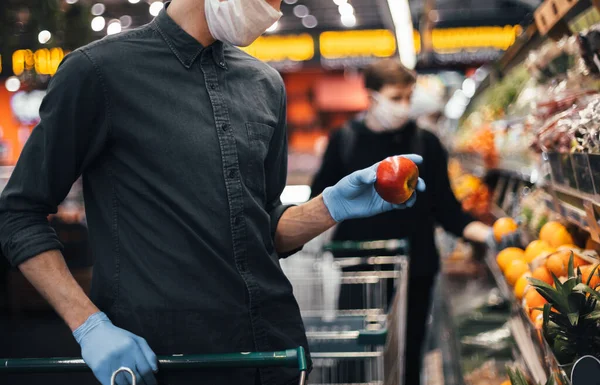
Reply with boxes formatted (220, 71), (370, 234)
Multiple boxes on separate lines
(493, 217), (518, 242)
(530, 309), (544, 323)
(514, 272), (532, 300)
(525, 240), (555, 262)
(496, 247), (526, 272)
(524, 289), (547, 312)
(506, 259), (530, 286)
(539, 221), (574, 248)
(532, 266), (554, 285)
(580, 264), (600, 288)
(557, 249), (589, 269)
(546, 252), (567, 278)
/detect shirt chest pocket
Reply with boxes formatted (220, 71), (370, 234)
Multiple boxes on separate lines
(244, 122), (275, 201)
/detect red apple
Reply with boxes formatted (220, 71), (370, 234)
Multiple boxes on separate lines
(375, 156), (419, 204)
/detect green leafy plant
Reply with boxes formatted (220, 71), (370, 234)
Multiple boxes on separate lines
(528, 252), (600, 365)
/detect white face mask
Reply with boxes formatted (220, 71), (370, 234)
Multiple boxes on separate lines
(366, 92), (410, 133)
(205, 0), (282, 47)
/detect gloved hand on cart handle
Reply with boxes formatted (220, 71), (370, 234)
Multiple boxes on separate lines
(322, 154), (426, 223)
(73, 312), (158, 385)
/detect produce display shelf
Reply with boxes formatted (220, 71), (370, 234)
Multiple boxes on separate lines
(483, 252), (571, 385)
(534, 0), (591, 36)
(452, 153), (539, 183)
(547, 184), (600, 242)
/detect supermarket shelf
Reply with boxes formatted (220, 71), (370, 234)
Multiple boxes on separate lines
(453, 153), (539, 182)
(483, 253), (569, 384)
(547, 184), (600, 242)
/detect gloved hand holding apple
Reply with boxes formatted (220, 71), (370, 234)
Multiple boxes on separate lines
(322, 154), (426, 222)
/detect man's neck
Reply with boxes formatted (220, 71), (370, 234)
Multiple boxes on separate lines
(166, 0), (215, 47)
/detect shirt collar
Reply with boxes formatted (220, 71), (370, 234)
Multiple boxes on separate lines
(152, 2), (226, 70)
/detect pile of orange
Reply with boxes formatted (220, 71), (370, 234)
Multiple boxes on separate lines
(524, 240), (555, 263)
(539, 221), (574, 249)
(497, 247), (526, 272)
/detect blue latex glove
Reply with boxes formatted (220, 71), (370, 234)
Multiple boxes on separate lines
(322, 154), (426, 222)
(485, 228), (522, 251)
(73, 312), (158, 385)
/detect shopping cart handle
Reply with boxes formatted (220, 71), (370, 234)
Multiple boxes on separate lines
(0, 347), (308, 374)
(357, 329), (388, 346)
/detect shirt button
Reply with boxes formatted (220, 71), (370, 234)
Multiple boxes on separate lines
(221, 123), (229, 132)
(228, 169), (237, 179)
(210, 84), (216, 90)
(219, 61), (225, 67)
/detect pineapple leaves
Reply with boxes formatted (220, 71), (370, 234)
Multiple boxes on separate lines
(529, 277), (572, 314)
(568, 251), (575, 279)
(586, 264), (600, 287)
(574, 283), (600, 302)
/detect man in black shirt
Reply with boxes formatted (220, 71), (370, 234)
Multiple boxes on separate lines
(311, 59), (513, 385)
(0, 2), (426, 385)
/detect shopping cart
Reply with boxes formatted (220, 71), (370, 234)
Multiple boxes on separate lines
(281, 239), (410, 385)
(0, 347), (308, 385)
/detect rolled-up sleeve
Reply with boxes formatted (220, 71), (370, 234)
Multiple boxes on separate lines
(264, 82), (299, 258)
(0, 49), (109, 267)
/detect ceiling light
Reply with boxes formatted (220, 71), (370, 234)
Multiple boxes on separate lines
(38, 30), (51, 44)
(66, 0), (78, 4)
(302, 15), (318, 28)
(106, 20), (122, 35)
(266, 21), (279, 33)
(387, 0), (416, 69)
(293, 5), (309, 18)
(120, 15), (132, 29)
(462, 78), (476, 98)
(5, 77), (21, 93)
(91, 3), (105, 16)
(149, 1), (164, 16)
(338, 3), (354, 16)
(91, 16), (105, 32)
(333, 0), (348, 4)
(283, 0), (298, 4)
(341, 14), (356, 27)
(128, 0), (141, 3)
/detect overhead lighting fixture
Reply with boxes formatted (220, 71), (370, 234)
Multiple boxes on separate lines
(106, 20), (122, 35)
(38, 30), (51, 44)
(333, 0), (348, 4)
(266, 21), (279, 33)
(5, 77), (20, 93)
(338, 3), (354, 16)
(340, 14), (356, 27)
(120, 15), (133, 29)
(462, 78), (476, 98)
(91, 16), (106, 32)
(91, 3), (105, 16)
(128, 0), (141, 3)
(386, 0), (416, 69)
(66, 0), (79, 4)
(302, 15), (318, 28)
(149, 1), (164, 16)
(283, 0), (298, 4)
(293, 5), (309, 18)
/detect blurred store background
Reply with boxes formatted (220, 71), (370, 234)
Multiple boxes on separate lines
(5, 0), (600, 384)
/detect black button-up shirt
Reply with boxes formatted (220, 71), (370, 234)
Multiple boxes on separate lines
(0, 8), (308, 385)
